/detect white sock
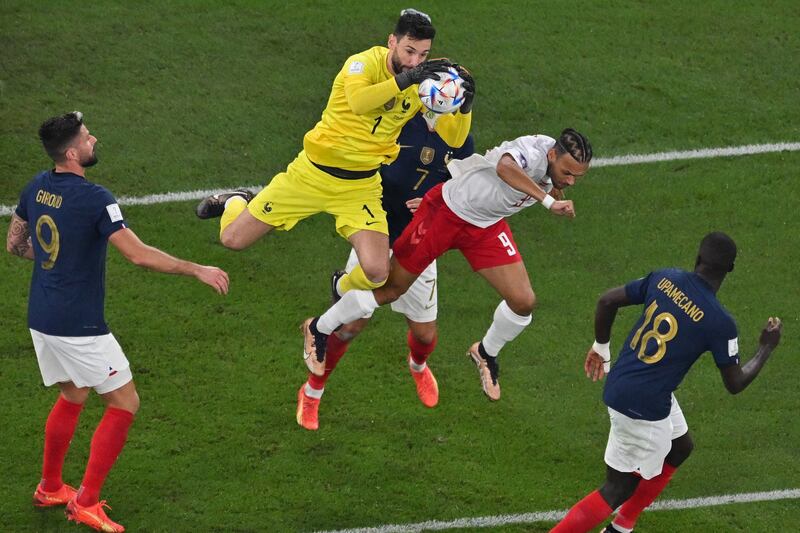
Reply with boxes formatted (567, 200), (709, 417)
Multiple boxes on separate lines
(224, 195), (247, 209)
(304, 383), (324, 399)
(317, 290), (378, 334)
(481, 300), (532, 356)
(611, 523), (633, 533)
(409, 359), (427, 372)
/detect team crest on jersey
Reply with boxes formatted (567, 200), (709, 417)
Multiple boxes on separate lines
(383, 98), (396, 111)
(420, 147), (435, 165)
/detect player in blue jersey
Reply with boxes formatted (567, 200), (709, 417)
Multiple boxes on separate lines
(551, 232), (783, 533)
(295, 111), (474, 430)
(6, 111), (230, 533)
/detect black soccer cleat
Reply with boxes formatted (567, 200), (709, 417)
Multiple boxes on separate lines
(195, 189), (255, 219)
(602, 525), (628, 533)
(330, 270), (346, 305)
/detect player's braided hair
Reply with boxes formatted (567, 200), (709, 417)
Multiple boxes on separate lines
(698, 231), (737, 274)
(555, 128), (593, 164)
(39, 111), (84, 163)
(394, 9), (436, 41)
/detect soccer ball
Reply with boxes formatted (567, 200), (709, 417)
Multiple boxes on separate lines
(418, 67), (465, 114)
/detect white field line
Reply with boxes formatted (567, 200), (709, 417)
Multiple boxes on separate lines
(314, 488), (800, 533)
(2, 141), (800, 218)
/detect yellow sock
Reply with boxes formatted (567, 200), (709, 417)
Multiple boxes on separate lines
(338, 264), (386, 293)
(219, 197), (247, 239)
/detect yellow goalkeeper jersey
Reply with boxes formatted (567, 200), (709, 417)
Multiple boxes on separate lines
(303, 46), (470, 172)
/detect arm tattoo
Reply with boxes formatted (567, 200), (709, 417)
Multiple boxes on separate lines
(7, 215), (32, 258)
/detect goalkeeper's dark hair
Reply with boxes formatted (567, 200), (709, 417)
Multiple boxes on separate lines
(394, 10), (436, 41)
(697, 231), (737, 275)
(555, 128), (593, 164)
(39, 111), (84, 163)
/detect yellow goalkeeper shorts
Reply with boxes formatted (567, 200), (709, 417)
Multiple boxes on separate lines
(248, 150), (388, 239)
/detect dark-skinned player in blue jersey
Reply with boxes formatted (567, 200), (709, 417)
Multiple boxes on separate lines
(552, 232), (783, 533)
(296, 111), (474, 430)
(7, 112), (229, 533)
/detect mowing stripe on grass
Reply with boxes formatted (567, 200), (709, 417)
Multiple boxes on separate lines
(2, 142), (799, 218)
(314, 488), (800, 533)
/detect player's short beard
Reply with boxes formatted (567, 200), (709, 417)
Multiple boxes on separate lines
(390, 51), (406, 75)
(80, 151), (98, 168)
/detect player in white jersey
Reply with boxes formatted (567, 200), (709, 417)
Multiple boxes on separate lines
(301, 129), (592, 400)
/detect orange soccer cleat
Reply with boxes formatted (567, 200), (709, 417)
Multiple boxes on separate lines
(409, 356), (439, 408)
(296, 385), (320, 431)
(33, 482), (77, 507)
(66, 498), (125, 532)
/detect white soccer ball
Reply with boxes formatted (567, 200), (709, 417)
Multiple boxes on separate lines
(418, 67), (465, 114)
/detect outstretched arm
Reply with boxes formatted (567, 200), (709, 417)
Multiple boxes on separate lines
(6, 214), (34, 260)
(720, 317), (782, 394)
(109, 227), (229, 294)
(496, 155), (575, 217)
(585, 286), (634, 381)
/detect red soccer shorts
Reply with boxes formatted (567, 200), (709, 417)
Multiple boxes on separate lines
(393, 183), (523, 275)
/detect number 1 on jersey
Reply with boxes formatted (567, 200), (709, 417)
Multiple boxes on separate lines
(371, 116), (382, 134)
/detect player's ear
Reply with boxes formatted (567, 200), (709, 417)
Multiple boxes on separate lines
(546, 148), (557, 164)
(388, 33), (397, 48)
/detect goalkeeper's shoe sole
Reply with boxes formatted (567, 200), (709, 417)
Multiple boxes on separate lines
(33, 482), (77, 507)
(195, 189), (254, 219)
(330, 270), (346, 305)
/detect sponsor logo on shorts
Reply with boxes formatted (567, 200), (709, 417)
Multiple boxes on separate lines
(383, 98), (396, 111)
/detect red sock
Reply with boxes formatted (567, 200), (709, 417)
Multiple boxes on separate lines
(408, 330), (437, 366)
(614, 464), (677, 530)
(307, 333), (350, 390)
(551, 490), (613, 533)
(41, 395), (84, 491)
(76, 407), (134, 506)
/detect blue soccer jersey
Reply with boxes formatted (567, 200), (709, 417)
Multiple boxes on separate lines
(604, 268), (740, 420)
(380, 113), (474, 244)
(15, 170), (127, 336)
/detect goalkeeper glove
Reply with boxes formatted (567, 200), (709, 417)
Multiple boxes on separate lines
(453, 64), (475, 114)
(395, 58), (452, 91)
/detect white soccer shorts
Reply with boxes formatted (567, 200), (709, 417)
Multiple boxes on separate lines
(345, 248), (437, 323)
(604, 394), (689, 480)
(30, 329), (133, 394)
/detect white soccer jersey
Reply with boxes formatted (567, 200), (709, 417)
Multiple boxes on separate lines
(442, 135), (556, 228)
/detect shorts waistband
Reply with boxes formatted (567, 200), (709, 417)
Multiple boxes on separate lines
(310, 160), (379, 180)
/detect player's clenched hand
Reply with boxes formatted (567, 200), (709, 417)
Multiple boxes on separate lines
(195, 265), (230, 295)
(550, 199), (575, 218)
(584, 348), (608, 382)
(406, 197), (423, 213)
(759, 316), (782, 347)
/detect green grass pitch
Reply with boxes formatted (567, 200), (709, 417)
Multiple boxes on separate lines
(1, 1), (798, 531)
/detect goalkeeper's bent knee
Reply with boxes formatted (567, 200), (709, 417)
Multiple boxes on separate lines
(338, 264), (386, 293)
(219, 197), (248, 240)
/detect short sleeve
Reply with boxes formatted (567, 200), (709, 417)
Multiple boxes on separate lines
(15, 181), (32, 221)
(624, 272), (653, 305)
(501, 136), (547, 174)
(92, 187), (127, 238)
(708, 315), (740, 368)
